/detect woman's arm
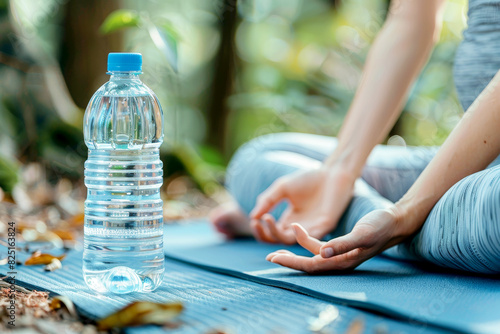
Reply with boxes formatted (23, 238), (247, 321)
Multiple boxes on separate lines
(326, 0), (445, 174)
(393, 70), (500, 234)
(249, 0), (446, 243)
(267, 71), (500, 272)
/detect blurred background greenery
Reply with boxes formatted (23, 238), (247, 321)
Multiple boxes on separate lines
(0, 0), (467, 202)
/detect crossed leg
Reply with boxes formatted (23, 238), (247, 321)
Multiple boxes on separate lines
(214, 132), (500, 273)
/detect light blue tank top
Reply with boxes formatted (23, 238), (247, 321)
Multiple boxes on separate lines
(453, 0), (500, 110)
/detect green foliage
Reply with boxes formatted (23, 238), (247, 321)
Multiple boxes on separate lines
(100, 9), (140, 34)
(227, 0), (466, 150)
(0, 154), (18, 193)
(100, 9), (180, 73)
(197, 145), (225, 167)
(39, 120), (86, 181)
(147, 23), (179, 73)
(171, 144), (224, 195)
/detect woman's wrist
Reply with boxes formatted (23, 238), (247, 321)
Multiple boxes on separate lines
(391, 194), (433, 237)
(320, 160), (359, 186)
(323, 149), (364, 180)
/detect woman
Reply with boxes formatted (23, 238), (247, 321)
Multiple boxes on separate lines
(210, 0), (500, 274)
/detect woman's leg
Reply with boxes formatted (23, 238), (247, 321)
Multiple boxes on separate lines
(226, 132), (439, 218)
(221, 132), (441, 242)
(223, 132), (500, 273)
(363, 144), (500, 203)
(398, 165), (500, 274)
(222, 132), (395, 238)
(362, 145), (439, 202)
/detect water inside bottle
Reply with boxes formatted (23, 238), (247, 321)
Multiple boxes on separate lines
(83, 71), (165, 294)
(83, 148), (164, 293)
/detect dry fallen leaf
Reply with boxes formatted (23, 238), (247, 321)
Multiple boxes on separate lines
(50, 295), (77, 318)
(97, 301), (183, 330)
(25, 253), (66, 265)
(44, 258), (62, 272)
(65, 213), (85, 227)
(52, 229), (75, 241)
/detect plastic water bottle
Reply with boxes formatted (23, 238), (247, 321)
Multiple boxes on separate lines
(83, 53), (165, 294)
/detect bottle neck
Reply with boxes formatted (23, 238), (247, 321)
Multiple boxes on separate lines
(109, 72), (141, 81)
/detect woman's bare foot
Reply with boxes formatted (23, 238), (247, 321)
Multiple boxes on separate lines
(209, 202), (253, 238)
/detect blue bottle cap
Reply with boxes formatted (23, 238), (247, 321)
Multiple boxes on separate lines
(107, 53), (142, 72)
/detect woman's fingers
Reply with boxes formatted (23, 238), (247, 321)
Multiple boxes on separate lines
(266, 249), (294, 261)
(292, 223), (325, 255)
(250, 180), (287, 219)
(268, 253), (345, 273)
(268, 249), (369, 273)
(268, 253), (317, 272)
(265, 209), (402, 273)
(319, 229), (372, 258)
(262, 214), (296, 245)
(264, 227), (377, 273)
(262, 214), (283, 242)
(250, 219), (279, 243)
(250, 215), (296, 245)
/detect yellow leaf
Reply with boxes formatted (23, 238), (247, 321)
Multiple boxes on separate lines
(98, 301), (183, 330)
(25, 253), (66, 265)
(66, 213), (85, 226)
(44, 258), (62, 272)
(52, 230), (75, 241)
(50, 295), (77, 318)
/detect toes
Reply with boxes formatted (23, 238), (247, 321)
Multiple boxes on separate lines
(212, 221), (234, 237)
(210, 203), (252, 237)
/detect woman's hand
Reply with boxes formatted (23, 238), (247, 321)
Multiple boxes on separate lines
(266, 208), (415, 273)
(249, 166), (357, 244)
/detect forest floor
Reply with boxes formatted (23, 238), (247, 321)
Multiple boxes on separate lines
(0, 163), (223, 333)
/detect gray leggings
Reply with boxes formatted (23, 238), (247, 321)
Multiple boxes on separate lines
(225, 133), (500, 274)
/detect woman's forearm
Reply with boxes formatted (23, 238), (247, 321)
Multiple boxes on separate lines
(395, 71), (500, 233)
(326, 0), (445, 176)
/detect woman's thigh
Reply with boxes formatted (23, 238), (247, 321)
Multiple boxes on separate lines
(399, 165), (500, 274)
(362, 145), (439, 202)
(363, 146), (500, 203)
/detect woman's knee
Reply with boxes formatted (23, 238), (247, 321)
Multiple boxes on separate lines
(225, 147), (299, 216)
(226, 132), (324, 190)
(226, 133), (285, 186)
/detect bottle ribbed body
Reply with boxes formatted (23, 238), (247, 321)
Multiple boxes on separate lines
(82, 73), (164, 294)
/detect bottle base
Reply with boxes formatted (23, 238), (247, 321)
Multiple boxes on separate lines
(83, 267), (163, 294)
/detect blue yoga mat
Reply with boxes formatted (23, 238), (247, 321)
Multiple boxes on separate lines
(0, 230), (434, 334)
(163, 220), (500, 334)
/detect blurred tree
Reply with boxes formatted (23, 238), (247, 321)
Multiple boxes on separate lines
(206, 0), (238, 157)
(60, 0), (123, 108)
